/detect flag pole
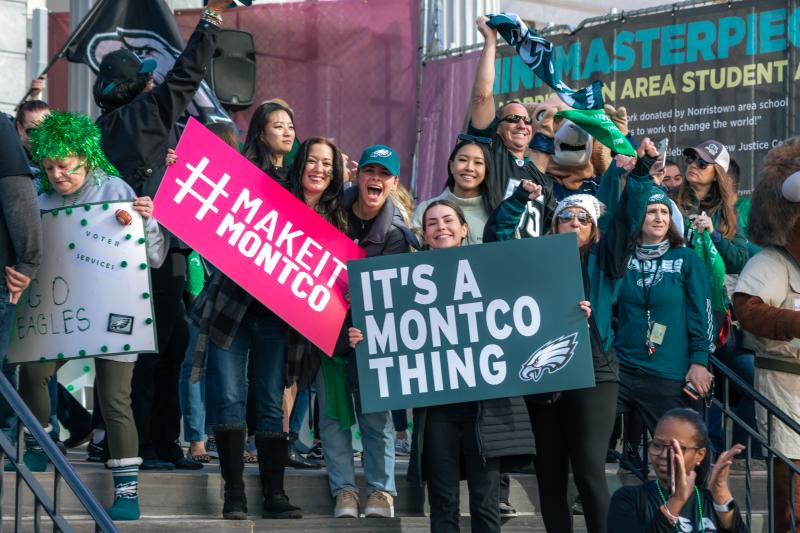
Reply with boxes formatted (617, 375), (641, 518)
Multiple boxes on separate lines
(16, 0), (112, 110)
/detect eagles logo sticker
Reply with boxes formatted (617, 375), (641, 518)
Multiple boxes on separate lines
(519, 333), (578, 382)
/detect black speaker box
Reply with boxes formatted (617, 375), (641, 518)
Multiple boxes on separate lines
(209, 29), (256, 108)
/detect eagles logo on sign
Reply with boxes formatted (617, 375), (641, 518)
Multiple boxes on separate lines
(519, 333), (578, 382)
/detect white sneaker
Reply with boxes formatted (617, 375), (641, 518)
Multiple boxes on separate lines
(365, 490), (394, 518)
(394, 437), (410, 456)
(334, 490), (359, 518)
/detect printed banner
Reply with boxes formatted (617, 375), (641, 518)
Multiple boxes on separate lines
(153, 118), (365, 355)
(491, 0), (800, 192)
(8, 201), (157, 363)
(349, 234), (595, 413)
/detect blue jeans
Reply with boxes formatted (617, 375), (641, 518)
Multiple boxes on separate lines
(0, 287), (20, 442)
(208, 308), (286, 432)
(179, 319), (207, 443)
(315, 368), (396, 497)
(48, 376), (59, 439)
(289, 386), (311, 438)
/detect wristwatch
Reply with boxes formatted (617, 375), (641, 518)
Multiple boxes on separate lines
(713, 497), (735, 513)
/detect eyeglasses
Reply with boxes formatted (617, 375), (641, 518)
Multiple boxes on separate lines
(499, 114), (533, 125)
(557, 210), (592, 226)
(457, 133), (492, 145)
(648, 441), (703, 455)
(685, 153), (711, 170)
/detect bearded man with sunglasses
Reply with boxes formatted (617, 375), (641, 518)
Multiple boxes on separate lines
(472, 16), (556, 241)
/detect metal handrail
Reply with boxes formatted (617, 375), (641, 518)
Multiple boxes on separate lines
(611, 353), (800, 532)
(709, 354), (800, 533)
(0, 371), (118, 533)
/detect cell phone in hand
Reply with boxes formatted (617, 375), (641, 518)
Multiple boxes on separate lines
(656, 138), (669, 170)
(683, 380), (702, 400)
(668, 446), (676, 495)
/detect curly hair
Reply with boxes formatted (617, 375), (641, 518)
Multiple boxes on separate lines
(30, 111), (119, 193)
(748, 137), (800, 247)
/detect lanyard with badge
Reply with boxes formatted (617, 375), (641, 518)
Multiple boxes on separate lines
(640, 258), (666, 358)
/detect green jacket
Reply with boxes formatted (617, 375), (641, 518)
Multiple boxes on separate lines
(615, 246), (714, 381)
(489, 163), (646, 357)
(588, 167), (669, 354)
(735, 196), (762, 257)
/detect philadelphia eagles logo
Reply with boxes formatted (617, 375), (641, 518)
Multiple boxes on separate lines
(519, 35), (552, 70)
(519, 333), (578, 382)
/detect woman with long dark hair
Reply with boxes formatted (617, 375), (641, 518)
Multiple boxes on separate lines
(241, 101), (296, 183)
(288, 137), (347, 230)
(412, 137), (501, 244)
(608, 408), (747, 532)
(675, 140), (749, 274)
(191, 122), (313, 523)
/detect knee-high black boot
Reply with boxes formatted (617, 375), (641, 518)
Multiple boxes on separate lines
(254, 432), (302, 519)
(214, 424), (248, 520)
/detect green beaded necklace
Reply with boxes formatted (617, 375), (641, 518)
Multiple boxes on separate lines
(655, 480), (705, 532)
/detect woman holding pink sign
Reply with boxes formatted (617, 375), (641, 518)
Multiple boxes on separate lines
(194, 136), (351, 522)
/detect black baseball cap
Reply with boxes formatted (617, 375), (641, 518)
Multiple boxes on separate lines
(97, 49), (156, 95)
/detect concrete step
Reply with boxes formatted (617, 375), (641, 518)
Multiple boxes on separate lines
(0, 451), (770, 531)
(2, 514), (772, 533)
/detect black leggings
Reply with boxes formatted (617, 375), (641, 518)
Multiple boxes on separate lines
(530, 381), (618, 533)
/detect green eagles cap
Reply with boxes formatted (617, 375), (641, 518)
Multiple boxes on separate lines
(358, 145), (400, 176)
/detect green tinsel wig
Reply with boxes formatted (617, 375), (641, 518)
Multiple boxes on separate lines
(29, 111), (119, 191)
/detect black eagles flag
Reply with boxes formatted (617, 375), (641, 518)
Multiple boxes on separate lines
(64, 0), (231, 125)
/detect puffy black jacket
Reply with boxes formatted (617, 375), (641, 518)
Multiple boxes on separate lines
(407, 395), (535, 485)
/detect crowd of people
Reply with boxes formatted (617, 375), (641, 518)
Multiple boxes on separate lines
(1, 3), (799, 532)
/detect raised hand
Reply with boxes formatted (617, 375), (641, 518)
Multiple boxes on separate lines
(477, 16), (496, 41)
(521, 179), (543, 200)
(206, 0), (231, 13)
(665, 439), (696, 514)
(603, 104), (628, 135)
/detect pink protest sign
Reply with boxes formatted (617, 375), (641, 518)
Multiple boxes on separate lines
(153, 118), (365, 355)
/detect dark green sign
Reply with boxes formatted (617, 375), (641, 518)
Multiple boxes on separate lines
(348, 234), (595, 413)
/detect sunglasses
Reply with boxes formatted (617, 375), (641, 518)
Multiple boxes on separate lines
(499, 114), (533, 125)
(457, 133), (492, 145)
(685, 153), (711, 170)
(557, 210), (592, 225)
